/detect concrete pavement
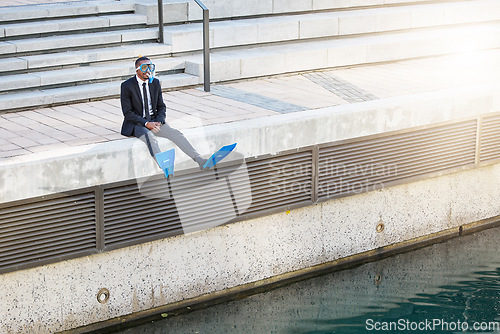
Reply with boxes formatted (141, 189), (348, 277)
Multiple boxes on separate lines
(1, 48), (500, 159)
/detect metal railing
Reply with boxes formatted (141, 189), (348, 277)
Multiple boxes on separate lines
(157, 0), (165, 44)
(194, 0), (210, 92)
(157, 0), (210, 92)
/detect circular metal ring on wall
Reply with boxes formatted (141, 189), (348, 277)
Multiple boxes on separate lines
(374, 274), (382, 285)
(376, 223), (385, 233)
(97, 288), (110, 304)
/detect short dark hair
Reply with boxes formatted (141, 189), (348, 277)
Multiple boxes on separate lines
(135, 56), (150, 68)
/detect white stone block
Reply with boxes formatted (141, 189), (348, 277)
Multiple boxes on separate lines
(24, 52), (89, 69)
(166, 23), (205, 53)
(161, 73), (201, 89)
(58, 17), (110, 32)
(375, 10), (412, 32)
(444, 2), (500, 25)
(285, 46), (329, 73)
(154, 58), (186, 72)
(0, 90), (52, 111)
(0, 28), (4, 38)
(299, 13), (339, 39)
(0, 58), (28, 72)
(163, 1), (189, 23)
(313, 0), (383, 10)
(4, 21), (59, 37)
(0, 7), (48, 22)
(234, 0), (273, 17)
(212, 21), (258, 48)
(327, 43), (368, 67)
(208, 53), (242, 81)
(105, 14), (147, 27)
(45, 4), (99, 17)
(240, 50), (288, 78)
(338, 11), (377, 35)
(96, 1), (135, 13)
(0, 73), (40, 92)
(411, 6), (445, 28)
(12, 33), (121, 53)
(188, 0), (227, 21)
(120, 28), (158, 43)
(0, 42), (16, 55)
(49, 82), (120, 105)
(257, 17), (299, 43)
(365, 33), (444, 63)
(273, 0), (313, 13)
(136, 3), (167, 25)
(184, 59), (204, 76)
(34, 67), (117, 86)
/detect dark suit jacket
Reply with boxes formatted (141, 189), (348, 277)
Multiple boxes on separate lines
(120, 76), (166, 136)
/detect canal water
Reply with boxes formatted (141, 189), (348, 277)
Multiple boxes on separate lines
(115, 227), (500, 333)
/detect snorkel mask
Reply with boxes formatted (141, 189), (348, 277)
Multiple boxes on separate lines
(136, 63), (156, 83)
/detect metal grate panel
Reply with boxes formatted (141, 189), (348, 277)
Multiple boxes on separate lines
(103, 180), (181, 248)
(243, 151), (313, 215)
(318, 121), (477, 199)
(0, 193), (97, 272)
(102, 159), (251, 248)
(480, 114), (500, 162)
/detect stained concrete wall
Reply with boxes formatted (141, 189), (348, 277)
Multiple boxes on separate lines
(1, 82), (500, 333)
(2, 161), (500, 333)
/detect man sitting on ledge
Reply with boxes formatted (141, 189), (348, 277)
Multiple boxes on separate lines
(120, 56), (207, 169)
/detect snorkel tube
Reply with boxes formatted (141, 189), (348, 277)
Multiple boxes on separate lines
(148, 67), (155, 83)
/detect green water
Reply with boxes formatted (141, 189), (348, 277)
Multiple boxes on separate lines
(115, 227), (500, 333)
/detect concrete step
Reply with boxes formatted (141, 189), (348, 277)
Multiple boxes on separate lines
(0, 28), (159, 57)
(0, 58), (186, 93)
(2, 20), (499, 112)
(1, 14), (147, 39)
(165, 0), (500, 53)
(0, 0), (136, 24)
(0, 43), (172, 73)
(141, 0), (445, 25)
(185, 21), (500, 81)
(0, 73), (200, 111)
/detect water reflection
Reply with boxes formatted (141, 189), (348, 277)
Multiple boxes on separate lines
(115, 227), (500, 334)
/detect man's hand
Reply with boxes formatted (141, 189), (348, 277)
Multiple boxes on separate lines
(146, 121), (162, 133)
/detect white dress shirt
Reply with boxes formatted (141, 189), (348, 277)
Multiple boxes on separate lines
(136, 75), (153, 119)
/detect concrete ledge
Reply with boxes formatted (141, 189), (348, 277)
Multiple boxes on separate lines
(2, 81), (500, 204)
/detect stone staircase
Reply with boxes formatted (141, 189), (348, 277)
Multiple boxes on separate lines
(1, 0), (500, 112)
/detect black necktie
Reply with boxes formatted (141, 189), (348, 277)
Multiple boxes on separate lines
(143, 82), (151, 121)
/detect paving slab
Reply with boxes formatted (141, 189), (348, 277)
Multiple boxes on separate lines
(1, 49), (500, 160)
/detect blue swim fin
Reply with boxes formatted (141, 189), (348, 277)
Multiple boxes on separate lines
(155, 149), (175, 178)
(203, 143), (237, 169)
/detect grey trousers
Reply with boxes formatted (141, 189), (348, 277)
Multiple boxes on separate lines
(133, 123), (201, 160)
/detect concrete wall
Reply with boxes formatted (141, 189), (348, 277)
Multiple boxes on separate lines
(2, 160), (500, 333)
(1, 82), (500, 333)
